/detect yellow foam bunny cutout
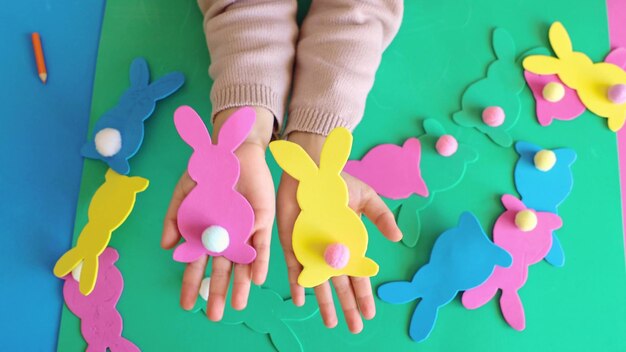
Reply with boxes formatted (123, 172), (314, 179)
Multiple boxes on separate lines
(270, 127), (379, 288)
(53, 168), (149, 295)
(523, 21), (626, 131)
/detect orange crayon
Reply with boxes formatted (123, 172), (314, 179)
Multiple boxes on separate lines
(31, 32), (47, 84)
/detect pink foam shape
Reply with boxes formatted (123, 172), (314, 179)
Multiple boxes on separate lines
(523, 71), (586, 126)
(608, 0), (626, 50)
(607, 0), (626, 257)
(462, 195), (562, 331)
(173, 106), (256, 265)
(63, 247), (139, 352)
(344, 138), (429, 199)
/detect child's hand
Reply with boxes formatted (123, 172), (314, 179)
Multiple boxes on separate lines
(276, 132), (402, 334)
(161, 107), (276, 321)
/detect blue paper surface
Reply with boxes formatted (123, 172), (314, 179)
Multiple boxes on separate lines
(0, 1), (105, 350)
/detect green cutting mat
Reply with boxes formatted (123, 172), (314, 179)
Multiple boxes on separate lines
(58, 0), (626, 350)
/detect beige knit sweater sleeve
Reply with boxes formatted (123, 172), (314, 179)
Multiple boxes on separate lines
(198, 0), (403, 136)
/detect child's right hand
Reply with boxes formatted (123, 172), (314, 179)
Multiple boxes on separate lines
(276, 131), (402, 334)
(161, 107), (276, 321)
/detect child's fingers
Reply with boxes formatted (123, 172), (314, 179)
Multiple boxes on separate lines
(251, 209), (273, 285)
(276, 174), (306, 306)
(207, 257), (232, 321)
(284, 250), (305, 307)
(180, 255), (208, 311)
(162, 173), (195, 249)
(350, 277), (376, 320)
(314, 282), (338, 329)
(331, 276), (363, 334)
(231, 263), (251, 311)
(361, 188), (402, 242)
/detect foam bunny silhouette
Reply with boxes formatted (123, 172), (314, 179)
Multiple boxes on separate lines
(453, 28), (525, 147)
(462, 195), (563, 331)
(172, 106), (256, 264)
(514, 141), (576, 267)
(378, 212), (512, 342)
(62, 247), (139, 352)
(54, 169), (149, 295)
(524, 71), (586, 126)
(605, 47), (626, 73)
(397, 119), (478, 247)
(82, 57), (185, 174)
(344, 137), (429, 199)
(194, 280), (318, 352)
(523, 22), (626, 132)
(270, 127), (379, 287)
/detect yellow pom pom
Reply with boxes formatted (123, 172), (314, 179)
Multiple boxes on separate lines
(542, 82), (565, 103)
(534, 149), (557, 172)
(515, 210), (537, 232)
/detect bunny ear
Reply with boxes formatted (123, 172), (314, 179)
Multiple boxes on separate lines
(147, 72), (185, 101)
(129, 57), (150, 88)
(128, 176), (149, 192)
(556, 148), (577, 166)
(514, 141), (539, 156)
(104, 168), (120, 182)
(522, 55), (561, 75)
(458, 212), (483, 234)
(422, 119), (445, 136)
(549, 22), (573, 58)
(377, 281), (421, 304)
(217, 107), (256, 152)
(501, 194), (525, 212)
(174, 105), (212, 150)
(492, 28), (516, 61)
(269, 140), (318, 181)
(320, 127), (352, 174)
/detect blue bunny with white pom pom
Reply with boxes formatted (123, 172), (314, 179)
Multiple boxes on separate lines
(81, 57), (184, 174)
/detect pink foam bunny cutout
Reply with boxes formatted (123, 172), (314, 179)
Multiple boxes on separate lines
(344, 138), (429, 199)
(63, 247), (139, 352)
(605, 47), (626, 72)
(462, 195), (562, 331)
(173, 105), (256, 264)
(523, 71), (586, 126)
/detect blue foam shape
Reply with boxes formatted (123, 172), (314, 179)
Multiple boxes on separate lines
(81, 57), (184, 174)
(0, 1), (105, 350)
(514, 141), (576, 267)
(377, 212), (512, 342)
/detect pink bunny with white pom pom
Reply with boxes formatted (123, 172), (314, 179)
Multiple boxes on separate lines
(172, 106), (256, 264)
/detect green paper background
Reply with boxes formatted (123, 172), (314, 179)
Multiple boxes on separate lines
(58, 0), (626, 351)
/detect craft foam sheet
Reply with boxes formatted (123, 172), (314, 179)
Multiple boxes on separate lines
(58, 0), (626, 351)
(0, 1), (105, 350)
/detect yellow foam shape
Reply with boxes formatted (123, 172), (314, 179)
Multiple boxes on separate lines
(523, 21), (626, 131)
(270, 128), (379, 288)
(53, 169), (149, 295)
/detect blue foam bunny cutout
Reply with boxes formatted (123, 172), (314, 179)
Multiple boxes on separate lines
(378, 212), (512, 342)
(514, 141), (576, 267)
(81, 57), (185, 174)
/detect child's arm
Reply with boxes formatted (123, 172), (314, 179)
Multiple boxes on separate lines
(199, 0), (298, 123)
(277, 0), (404, 333)
(285, 0), (403, 135)
(162, 0), (298, 321)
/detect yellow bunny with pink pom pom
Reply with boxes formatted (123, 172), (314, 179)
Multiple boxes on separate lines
(269, 127), (379, 288)
(523, 21), (626, 131)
